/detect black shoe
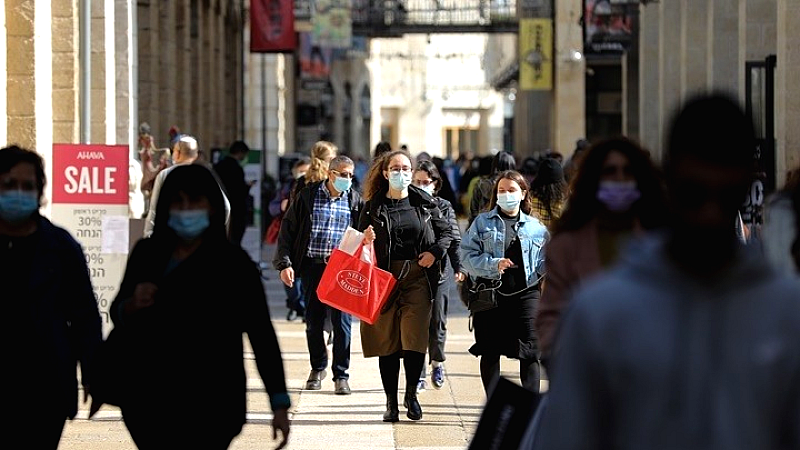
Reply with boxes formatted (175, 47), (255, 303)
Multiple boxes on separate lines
(383, 398), (399, 422)
(334, 379), (351, 395)
(404, 393), (422, 421)
(304, 369), (326, 390)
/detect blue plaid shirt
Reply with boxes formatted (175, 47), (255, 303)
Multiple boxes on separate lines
(307, 182), (351, 259)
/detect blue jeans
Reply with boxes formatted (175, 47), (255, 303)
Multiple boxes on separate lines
(302, 261), (352, 380)
(285, 277), (305, 315)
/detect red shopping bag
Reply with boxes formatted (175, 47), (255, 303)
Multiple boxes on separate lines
(316, 243), (396, 324)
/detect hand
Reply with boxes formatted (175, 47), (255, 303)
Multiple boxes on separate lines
(124, 282), (158, 314)
(272, 408), (291, 449)
(418, 252), (436, 268)
(498, 258), (515, 274)
(280, 268), (295, 288)
(362, 225), (376, 245)
(455, 271), (466, 282)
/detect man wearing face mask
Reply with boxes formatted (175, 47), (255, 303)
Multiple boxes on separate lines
(273, 155), (366, 395)
(533, 94), (800, 450)
(0, 146), (102, 449)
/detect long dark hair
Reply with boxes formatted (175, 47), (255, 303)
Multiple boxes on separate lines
(362, 149), (413, 201)
(552, 136), (667, 234)
(414, 160), (442, 195)
(491, 151), (516, 176)
(531, 158), (567, 220)
(488, 170), (533, 215)
(152, 165), (227, 243)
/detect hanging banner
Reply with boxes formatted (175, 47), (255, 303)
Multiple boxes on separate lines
(519, 18), (553, 91)
(250, 0), (297, 53)
(312, 0), (352, 49)
(300, 32), (332, 81)
(51, 144), (130, 335)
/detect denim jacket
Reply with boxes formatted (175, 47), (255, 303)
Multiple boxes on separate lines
(460, 206), (549, 286)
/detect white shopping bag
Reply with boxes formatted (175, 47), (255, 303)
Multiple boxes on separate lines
(337, 227), (372, 264)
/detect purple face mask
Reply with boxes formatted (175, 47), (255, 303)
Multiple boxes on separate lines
(596, 181), (641, 212)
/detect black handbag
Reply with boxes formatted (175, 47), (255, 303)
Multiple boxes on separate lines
(89, 327), (129, 407)
(465, 276), (502, 313)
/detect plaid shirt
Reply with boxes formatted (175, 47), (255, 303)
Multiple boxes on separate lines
(307, 182), (351, 259)
(530, 196), (563, 229)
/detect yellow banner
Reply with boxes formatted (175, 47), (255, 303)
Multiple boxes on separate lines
(519, 18), (553, 91)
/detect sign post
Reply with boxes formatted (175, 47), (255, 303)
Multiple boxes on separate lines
(51, 144), (129, 335)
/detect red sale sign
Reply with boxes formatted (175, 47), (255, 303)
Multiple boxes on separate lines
(52, 144), (129, 205)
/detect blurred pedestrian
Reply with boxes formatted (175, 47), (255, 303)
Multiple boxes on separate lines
(268, 157), (311, 320)
(291, 141), (337, 203)
(373, 140), (392, 160)
(358, 150), (453, 422)
(535, 136), (667, 368)
(273, 155), (364, 395)
(563, 138), (590, 182)
(460, 170), (549, 394)
(761, 168), (800, 274)
(529, 157), (568, 229)
(143, 135), (230, 237)
(107, 165), (290, 449)
(534, 93), (800, 450)
(214, 140), (254, 246)
(469, 151), (516, 226)
(0, 145), (102, 449)
(412, 160), (463, 391)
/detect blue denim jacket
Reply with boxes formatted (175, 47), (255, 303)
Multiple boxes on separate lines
(460, 207), (549, 286)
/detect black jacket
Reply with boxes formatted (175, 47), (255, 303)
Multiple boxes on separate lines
(358, 185), (453, 294)
(110, 237), (289, 433)
(433, 196), (462, 278)
(273, 180), (364, 271)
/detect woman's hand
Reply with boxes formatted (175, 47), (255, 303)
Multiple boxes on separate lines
(280, 268), (295, 288)
(123, 282), (158, 314)
(418, 252), (436, 268)
(455, 271), (466, 282)
(498, 258), (515, 274)
(362, 225), (376, 245)
(272, 408), (291, 449)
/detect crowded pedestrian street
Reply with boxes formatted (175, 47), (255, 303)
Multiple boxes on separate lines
(56, 242), (533, 450)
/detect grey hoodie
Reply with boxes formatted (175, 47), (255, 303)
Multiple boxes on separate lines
(533, 234), (800, 450)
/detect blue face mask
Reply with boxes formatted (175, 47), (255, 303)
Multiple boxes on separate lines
(332, 175), (352, 193)
(497, 192), (522, 213)
(388, 170), (412, 191)
(168, 209), (210, 240)
(0, 190), (39, 223)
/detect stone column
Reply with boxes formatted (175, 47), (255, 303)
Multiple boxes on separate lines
(638, 2), (660, 155)
(52, 0), (79, 144)
(775, 0), (800, 187)
(552, 0), (585, 157)
(175, 0), (191, 140)
(137, 0), (160, 145)
(330, 61), (346, 149)
(658, 1), (681, 156)
(90, 0), (106, 144)
(707, 0), (740, 96)
(621, 11), (639, 141)
(6, 0), (38, 148)
(680, 0), (709, 101)
(115, 0), (137, 150)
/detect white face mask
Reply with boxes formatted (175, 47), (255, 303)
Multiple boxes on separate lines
(420, 184), (436, 195)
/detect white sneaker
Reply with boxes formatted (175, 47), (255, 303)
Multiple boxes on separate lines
(416, 379), (427, 393)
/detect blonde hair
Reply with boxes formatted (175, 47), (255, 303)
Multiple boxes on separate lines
(305, 141), (337, 183)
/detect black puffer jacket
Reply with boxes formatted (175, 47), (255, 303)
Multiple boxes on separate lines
(433, 196), (462, 279)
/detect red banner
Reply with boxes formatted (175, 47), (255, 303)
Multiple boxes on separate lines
(251, 0), (297, 53)
(52, 144), (129, 205)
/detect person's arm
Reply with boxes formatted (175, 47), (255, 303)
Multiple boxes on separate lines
(533, 295), (607, 450)
(272, 194), (302, 272)
(143, 170), (166, 237)
(535, 234), (571, 362)
(425, 201), (452, 261)
(458, 218), (502, 279)
(241, 256), (291, 447)
(442, 199), (463, 273)
(65, 237), (102, 402)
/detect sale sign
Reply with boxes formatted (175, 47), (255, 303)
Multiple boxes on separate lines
(51, 144), (130, 335)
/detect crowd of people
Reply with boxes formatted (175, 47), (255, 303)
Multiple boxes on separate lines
(5, 92), (800, 449)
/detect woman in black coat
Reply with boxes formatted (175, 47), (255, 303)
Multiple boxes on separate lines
(106, 165), (291, 449)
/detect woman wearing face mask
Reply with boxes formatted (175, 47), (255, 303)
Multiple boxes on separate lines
(104, 165), (291, 449)
(460, 170), (549, 394)
(358, 150), (453, 422)
(411, 160), (463, 392)
(535, 137), (667, 372)
(0, 146), (102, 449)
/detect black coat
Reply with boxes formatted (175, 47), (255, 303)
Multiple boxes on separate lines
(110, 237), (289, 435)
(358, 185), (454, 295)
(273, 180), (364, 271)
(433, 196), (462, 276)
(2, 217), (102, 419)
